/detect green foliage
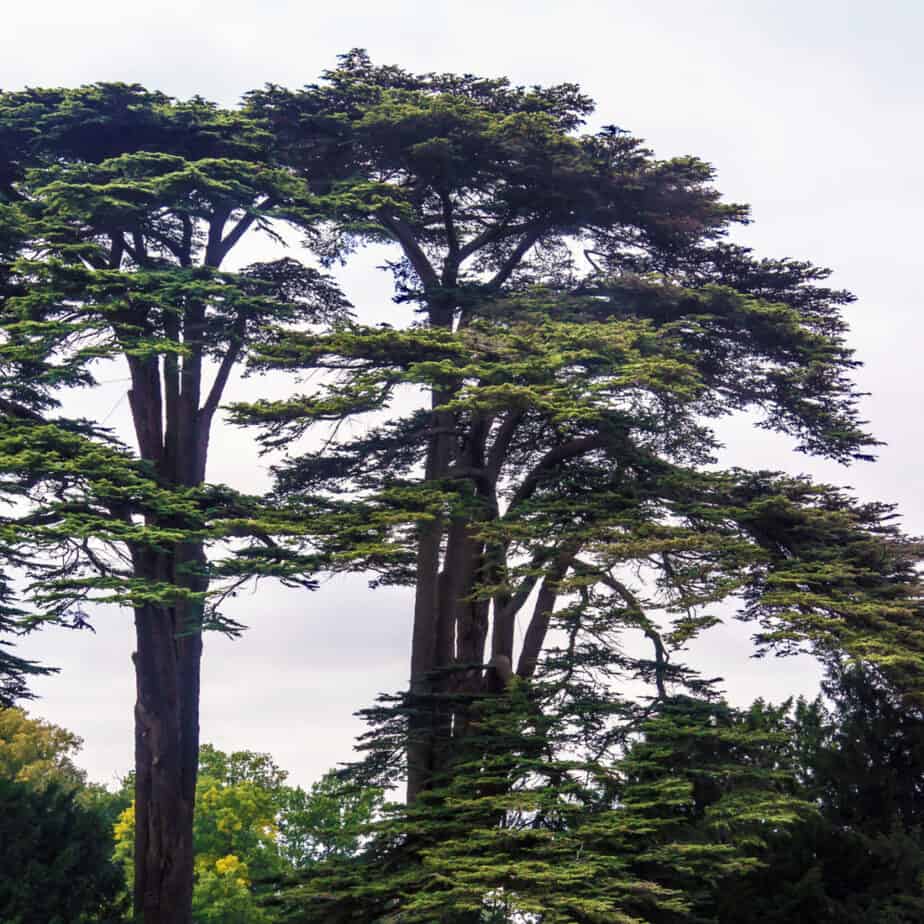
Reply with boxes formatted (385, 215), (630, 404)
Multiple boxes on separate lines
(191, 853), (272, 924)
(275, 687), (813, 924)
(0, 77), (356, 643)
(0, 706), (87, 789)
(0, 581), (55, 707)
(0, 776), (127, 924)
(112, 744), (382, 922)
(718, 665), (924, 922)
(277, 770), (386, 867)
(0, 710), (127, 922)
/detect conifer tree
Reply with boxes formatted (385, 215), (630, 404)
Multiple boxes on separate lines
(237, 52), (913, 799)
(720, 664), (924, 922)
(0, 84), (347, 923)
(236, 53), (924, 921)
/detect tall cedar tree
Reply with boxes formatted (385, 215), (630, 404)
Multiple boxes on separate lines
(235, 53), (923, 808)
(0, 85), (348, 923)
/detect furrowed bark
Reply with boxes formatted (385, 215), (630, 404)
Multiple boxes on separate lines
(404, 261), (457, 800)
(407, 512), (441, 803)
(406, 392), (454, 802)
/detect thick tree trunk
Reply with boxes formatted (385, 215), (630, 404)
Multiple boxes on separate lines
(406, 331), (456, 801)
(127, 342), (210, 921)
(132, 545), (205, 924)
(406, 513), (441, 804)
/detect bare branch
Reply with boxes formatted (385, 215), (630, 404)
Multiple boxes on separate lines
(486, 226), (544, 292)
(487, 410), (525, 480)
(516, 548), (577, 678)
(200, 325), (244, 425)
(579, 562), (669, 700)
(214, 198), (278, 266)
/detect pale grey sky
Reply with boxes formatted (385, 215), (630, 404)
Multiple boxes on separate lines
(3, 0), (923, 788)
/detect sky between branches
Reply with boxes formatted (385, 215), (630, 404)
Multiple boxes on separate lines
(3, 0), (923, 788)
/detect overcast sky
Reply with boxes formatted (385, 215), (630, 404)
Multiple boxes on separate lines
(3, 0), (923, 789)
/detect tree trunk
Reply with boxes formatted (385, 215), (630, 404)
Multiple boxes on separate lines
(123, 284), (216, 919)
(406, 361), (456, 801)
(132, 544), (205, 924)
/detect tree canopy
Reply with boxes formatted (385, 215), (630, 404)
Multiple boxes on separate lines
(1, 53), (923, 924)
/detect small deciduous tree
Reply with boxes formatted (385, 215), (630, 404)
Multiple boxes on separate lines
(114, 743), (383, 923)
(0, 706), (86, 789)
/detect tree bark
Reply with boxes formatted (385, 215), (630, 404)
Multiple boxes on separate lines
(132, 544), (204, 924)
(406, 397), (454, 802)
(126, 314), (211, 921)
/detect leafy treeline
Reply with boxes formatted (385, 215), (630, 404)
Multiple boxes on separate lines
(0, 707), (381, 924)
(1, 51), (923, 922)
(4, 667), (924, 923)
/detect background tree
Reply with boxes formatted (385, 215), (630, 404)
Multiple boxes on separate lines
(0, 83), (348, 923)
(276, 768), (385, 867)
(0, 777), (127, 924)
(0, 706), (87, 789)
(114, 743), (383, 923)
(719, 663), (924, 923)
(0, 707), (128, 923)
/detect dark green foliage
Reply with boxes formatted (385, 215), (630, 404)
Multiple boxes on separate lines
(719, 666), (924, 923)
(0, 776), (127, 924)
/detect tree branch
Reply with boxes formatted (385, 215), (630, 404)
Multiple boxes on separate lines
(487, 410), (525, 480)
(506, 436), (607, 513)
(516, 548), (577, 678)
(486, 226), (544, 292)
(376, 209), (440, 293)
(582, 563), (669, 700)
(214, 198), (277, 266)
(200, 335), (244, 424)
